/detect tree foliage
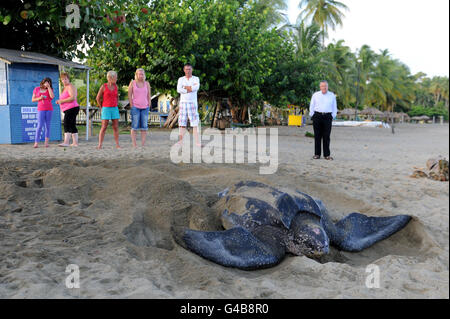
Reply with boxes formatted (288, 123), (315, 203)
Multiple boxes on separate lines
(409, 105), (449, 120)
(0, 0), (142, 59)
(298, 0), (348, 45)
(88, 0), (312, 108)
(318, 42), (448, 114)
(1, 0), (448, 121)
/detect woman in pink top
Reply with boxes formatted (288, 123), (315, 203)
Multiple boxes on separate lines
(31, 78), (54, 148)
(128, 68), (151, 147)
(56, 72), (79, 147)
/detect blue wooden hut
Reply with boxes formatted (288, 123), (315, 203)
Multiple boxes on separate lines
(0, 48), (91, 144)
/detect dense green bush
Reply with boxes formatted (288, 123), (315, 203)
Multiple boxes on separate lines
(76, 82), (102, 107)
(408, 105), (449, 121)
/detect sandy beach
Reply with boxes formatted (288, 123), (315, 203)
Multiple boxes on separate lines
(0, 123), (448, 299)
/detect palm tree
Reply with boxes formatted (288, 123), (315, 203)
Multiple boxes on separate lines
(365, 50), (415, 114)
(441, 78), (449, 108)
(414, 76), (449, 108)
(297, 0), (349, 46)
(322, 40), (355, 108)
(252, 0), (288, 28)
(286, 21), (323, 58)
(429, 76), (449, 106)
(414, 76), (434, 107)
(354, 45), (378, 108)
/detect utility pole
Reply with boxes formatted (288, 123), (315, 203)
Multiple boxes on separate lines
(354, 58), (362, 121)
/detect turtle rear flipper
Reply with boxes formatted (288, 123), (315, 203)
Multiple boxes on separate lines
(172, 226), (285, 270)
(332, 213), (411, 252)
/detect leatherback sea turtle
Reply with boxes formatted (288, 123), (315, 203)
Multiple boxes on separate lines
(173, 181), (412, 270)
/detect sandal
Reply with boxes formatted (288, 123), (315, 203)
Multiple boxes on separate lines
(325, 156), (334, 161)
(313, 155), (320, 160)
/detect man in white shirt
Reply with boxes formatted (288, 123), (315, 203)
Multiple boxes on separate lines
(309, 81), (337, 160)
(177, 63), (201, 147)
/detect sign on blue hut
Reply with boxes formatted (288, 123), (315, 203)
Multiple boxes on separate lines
(0, 48), (91, 144)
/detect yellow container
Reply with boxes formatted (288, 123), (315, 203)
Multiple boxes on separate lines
(289, 115), (303, 126)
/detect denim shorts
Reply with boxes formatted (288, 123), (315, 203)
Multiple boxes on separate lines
(101, 106), (120, 120)
(131, 107), (149, 131)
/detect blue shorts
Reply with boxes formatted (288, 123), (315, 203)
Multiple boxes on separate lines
(101, 106), (120, 120)
(131, 107), (149, 131)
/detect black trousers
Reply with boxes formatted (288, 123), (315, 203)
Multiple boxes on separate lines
(63, 107), (79, 134)
(312, 113), (333, 157)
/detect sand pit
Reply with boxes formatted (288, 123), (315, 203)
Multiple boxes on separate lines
(0, 124), (448, 298)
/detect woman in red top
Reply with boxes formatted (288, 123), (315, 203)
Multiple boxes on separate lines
(96, 71), (121, 149)
(31, 78), (54, 148)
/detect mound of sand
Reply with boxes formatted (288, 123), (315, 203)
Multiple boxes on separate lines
(0, 124), (448, 298)
(0, 157), (447, 298)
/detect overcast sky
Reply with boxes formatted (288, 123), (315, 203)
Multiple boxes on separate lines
(285, 0), (449, 77)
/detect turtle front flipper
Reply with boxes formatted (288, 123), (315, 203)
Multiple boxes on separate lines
(172, 226), (286, 270)
(332, 213), (411, 252)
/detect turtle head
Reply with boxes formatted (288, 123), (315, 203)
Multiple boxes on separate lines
(286, 213), (330, 258)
